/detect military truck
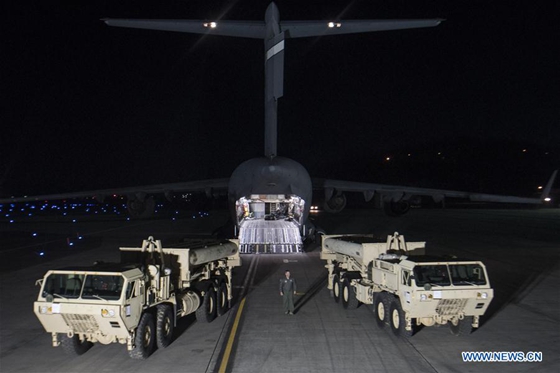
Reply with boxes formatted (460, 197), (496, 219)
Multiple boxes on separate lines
(321, 232), (493, 337)
(34, 236), (241, 359)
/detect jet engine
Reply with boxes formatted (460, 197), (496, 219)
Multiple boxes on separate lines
(126, 196), (155, 218)
(323, 193), (347, 213)
(383, 199), (411, 216)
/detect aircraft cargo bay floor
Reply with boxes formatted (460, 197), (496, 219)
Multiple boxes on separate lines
(1, 208), (559, 372)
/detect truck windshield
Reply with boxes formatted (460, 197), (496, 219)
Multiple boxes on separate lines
(413, 265), (451, 287)
(449, 263), (487, 285)
(43, 273), (85, 299)
(413, 263), (487, 287)
(42, 273), (125, 301)
(82, 275), (125, 301)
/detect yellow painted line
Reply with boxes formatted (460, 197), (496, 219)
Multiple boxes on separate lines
(218, 297), (247, 373)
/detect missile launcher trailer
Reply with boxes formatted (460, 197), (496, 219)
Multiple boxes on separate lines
(34, 237), (241, 359)
(321, 232), (493, 337)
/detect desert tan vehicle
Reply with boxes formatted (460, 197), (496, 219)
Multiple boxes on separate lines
(34, 236), (241, 359)
(321, 232), (493, 337)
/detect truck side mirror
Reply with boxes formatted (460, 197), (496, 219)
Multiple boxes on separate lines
(35, 279), (43, 287)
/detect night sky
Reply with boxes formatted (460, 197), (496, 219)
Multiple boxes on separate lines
(3, 0), (559, 198)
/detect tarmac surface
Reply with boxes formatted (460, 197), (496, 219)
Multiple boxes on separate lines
(1, 207), (559, 372)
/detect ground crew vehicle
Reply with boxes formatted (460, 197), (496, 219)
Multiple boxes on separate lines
(34, 236), (241, 359)
(321, 232), (493, 337)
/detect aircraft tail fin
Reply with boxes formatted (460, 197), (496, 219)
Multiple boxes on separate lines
(102, 3), (443, 159)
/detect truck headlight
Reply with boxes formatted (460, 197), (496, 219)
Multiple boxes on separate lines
(39, 305), (51, 314)
(477, 292), (488, 299)
(101, 309), (115, 318)
(420, 294), (427, 301)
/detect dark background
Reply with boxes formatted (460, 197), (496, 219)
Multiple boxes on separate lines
(3, 0), (559, 197)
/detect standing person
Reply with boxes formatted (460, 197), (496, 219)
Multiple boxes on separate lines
(279, 270), (297, 315)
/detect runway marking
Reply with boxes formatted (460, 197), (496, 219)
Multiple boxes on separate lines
(215, 254), (259, 372)
(218, 297), (247, 373)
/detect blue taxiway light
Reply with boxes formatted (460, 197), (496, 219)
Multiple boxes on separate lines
(39, 252), (45, 256)
(9, 220), (14, 223)
(32, 233), (38, 237)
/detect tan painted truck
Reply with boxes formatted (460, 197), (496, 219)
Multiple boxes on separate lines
(34, 236), (241, 359)
(321, 232), (493, 337)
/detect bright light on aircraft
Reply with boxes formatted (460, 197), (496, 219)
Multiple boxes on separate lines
(203, 22), (217, 28)
(328, 22), (341, 28)
(537, 186), (543, 190)
(544, 197), (551, 202)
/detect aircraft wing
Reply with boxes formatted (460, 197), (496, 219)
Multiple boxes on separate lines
(0, 178), (230, 204)
(313, 169), (557, 214)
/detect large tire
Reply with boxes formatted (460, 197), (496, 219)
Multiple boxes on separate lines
(332, 274), (341, 304)
(374, 293), (388, 328)
(60, 334), (92, 356)
(341, 278), (359, 310)
(195, 287), (217, 323)
(156, 304), (174, 349)
(129, 313), (155, 359)
(217, 282), (229, 316)
(390, 298), (413, 337)
(450, 316), (473, 336)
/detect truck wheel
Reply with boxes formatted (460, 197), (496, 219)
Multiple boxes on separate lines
(217, 282), (229, 316)
(374, 294), (387, 328)
(341, 278), (359, 310)
(390, 299), (413, 337)
(60, 334), (92, 356)
(156, 304), (174, 349)
(129, 313), (155, 359)
(332, 274), (341, 303)
(450, 316), (473, 336)
(196, 287), (217, 323)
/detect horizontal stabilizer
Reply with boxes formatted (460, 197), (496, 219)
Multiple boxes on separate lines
(102, 19), (266, 39)
(102, 19), (443, 40)
(281, 19), (444, 38)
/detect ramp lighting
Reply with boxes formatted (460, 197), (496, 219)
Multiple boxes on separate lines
(537, 186), (543, 190)
(203, 22), (217, 28)
(544, 197), (551, 202)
